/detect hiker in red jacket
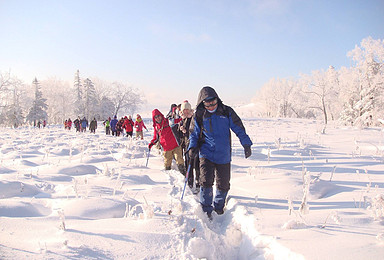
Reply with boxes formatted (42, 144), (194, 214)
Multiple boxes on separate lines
(123, 116), (134, 138)
(148, 109), (186, 174)
(134, 114), (147, 140)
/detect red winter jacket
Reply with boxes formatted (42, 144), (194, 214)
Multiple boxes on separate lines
(123, 118), (134, 132)
(150, 109), (179, 151)
(134, 116), (147, 132)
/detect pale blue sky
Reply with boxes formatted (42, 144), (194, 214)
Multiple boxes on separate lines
(1, 0), (383, 107)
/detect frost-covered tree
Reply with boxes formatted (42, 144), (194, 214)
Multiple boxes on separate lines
(0, 72), (11, 115)
(254, 77), (314, 119)
(26, 78), (48, 125)
(4, 88), (25, 128)
(253, 79), (281, 117)
(83, 78), (98, 119)
(74, 70), (85, 117)
(42, 77), (73, 124)
(290, 80), (315, 119)
(345, 37), (384, 126)
(99, 96), (115, 119)
(274, 78), (297, 118)
(302, 66), (339, 133)
(0, 70), (12, 95)
(109, 81), (144, 116)
(338, 67), (361, 125)
(0, 72), (25, 127)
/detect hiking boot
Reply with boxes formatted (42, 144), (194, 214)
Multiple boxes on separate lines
(165, 166), (171, 170)
(214, 208), (224, 215)
(177, 164), (186, 176)
(192, 187), (200, 195)
(207, 212), (213, 221)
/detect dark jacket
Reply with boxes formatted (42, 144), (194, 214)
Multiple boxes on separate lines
(180, 117), (192, 150)
(90, 119), (97, 130)
(188, 86), (252, 164)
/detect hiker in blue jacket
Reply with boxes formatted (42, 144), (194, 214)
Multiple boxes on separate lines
(110, 115), (118, 136)
(188, 86), (252, 219)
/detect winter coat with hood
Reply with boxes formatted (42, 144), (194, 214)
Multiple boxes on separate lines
(134, 115), (147, 132)
(188, 86), (252, 164)
(110, 116), (118, 131)
(89, 119), (97, 130)
(81, 117), (88, 128)
(123, 117), (134, 132)
(150, 109), (180, 151)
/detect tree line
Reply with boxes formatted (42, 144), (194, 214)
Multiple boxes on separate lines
(0, 70), (144, 127)
(252, 37), (383, 131)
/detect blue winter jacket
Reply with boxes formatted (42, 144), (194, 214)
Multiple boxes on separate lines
(110, 118), (118, 131)
(188, 87), (252, 164)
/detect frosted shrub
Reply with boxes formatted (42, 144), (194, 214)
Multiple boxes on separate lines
(58, 209), (66, 231)
(287, 197), (295, 216)
(143, 204), (154, 219)
(128, 204), (146, 219)
(275, 137), (281, 150)
(368, 194), (384, 220)
(69, 144), (73, 163)
(113, 169), (122, 196)
(282, 219), (306, 230)
(329, 165), (337, 181)
(101, 164), (111, 177)
(72, 179), (79, 198)
(299, 169), (310, 215)
(124, 203), (130, 218)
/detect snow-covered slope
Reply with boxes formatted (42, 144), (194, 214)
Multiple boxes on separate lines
(0, 117), (383, 259)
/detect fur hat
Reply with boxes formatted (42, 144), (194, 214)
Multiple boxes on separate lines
(181, 101), (192, 111)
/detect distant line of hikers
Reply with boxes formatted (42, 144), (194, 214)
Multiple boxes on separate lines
(64, 117), (96, 133)
(103, 114), (147, 139)
(63, 114), (148, 138)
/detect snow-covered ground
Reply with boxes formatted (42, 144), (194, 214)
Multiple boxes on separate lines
(1, 117), (383, 259)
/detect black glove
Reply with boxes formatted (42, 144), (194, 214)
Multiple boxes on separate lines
(244, 145), (252, 159)
(188, 147), (198, 158)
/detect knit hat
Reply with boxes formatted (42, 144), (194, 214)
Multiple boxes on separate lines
(181, 101), (192, 111)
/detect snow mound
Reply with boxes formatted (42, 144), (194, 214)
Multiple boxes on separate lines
(0, 201), (52, 217)
(124, 174), (156, 185)
(50, 148), (71, 156)
(187, 237), (214, 259)
(309, 179), (353, 199)
(0, 166), (16, 174)
(84, 156), (115, 163)
(282, 220), (307, 229)
(58, 164), (100, 176)
(0, 181), (44, 198)
(19, 159), (40, 167)
(61, 197), (139, 219)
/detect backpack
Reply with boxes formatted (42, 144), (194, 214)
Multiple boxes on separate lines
(170, 124), (182, 145)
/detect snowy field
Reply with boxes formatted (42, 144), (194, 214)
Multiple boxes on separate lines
(0, 117), (384, 260)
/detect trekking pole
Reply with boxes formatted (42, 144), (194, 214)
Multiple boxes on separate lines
(145, 148), (151, 167)
(180, 163), (192, 200)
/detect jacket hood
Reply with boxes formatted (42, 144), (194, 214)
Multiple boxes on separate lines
(152, 109), (167, 127)
(196, 86), (222, 109)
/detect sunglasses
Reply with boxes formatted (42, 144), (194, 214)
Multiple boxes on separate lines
(203, 100), (217, 108)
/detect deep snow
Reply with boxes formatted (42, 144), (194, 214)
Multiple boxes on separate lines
(0, 117), (383, 259)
